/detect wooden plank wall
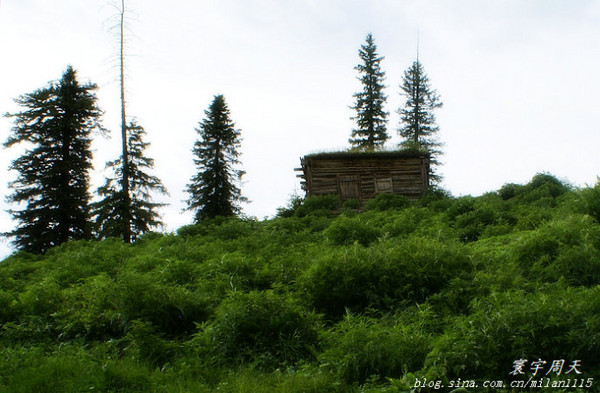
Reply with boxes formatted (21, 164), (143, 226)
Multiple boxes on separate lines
(298, 155), (428, 202)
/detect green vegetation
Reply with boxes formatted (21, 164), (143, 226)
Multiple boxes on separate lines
(398, 59), (443, 184)
(3, 66), (103, 253)
(4, 65), (166, 251)
(92, 120), (167, 242)
(186, 94), (246, 222)
(1, 173), (600, 392)
(349, 33), (389, 151)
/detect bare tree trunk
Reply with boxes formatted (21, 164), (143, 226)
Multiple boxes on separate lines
(119, 0), (132, 243)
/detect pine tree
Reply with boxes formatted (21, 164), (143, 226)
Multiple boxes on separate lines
(349, 33), (389, 151)
(91, 120), (167, 241)
(3, 66), (103, 253)
(186, 95), (246, 222)
(398, 59), (443, 183)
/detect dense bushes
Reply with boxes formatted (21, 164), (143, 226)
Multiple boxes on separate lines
(321, 313), (431, 384)
(324, 215), (381, 246)
(424, 286), (600, 381)
(576, 178), (600, 223)
(2, 173), (600, 392)
(364, 193), (410, 211)
(298, 237), (471, 319)
(294, 195), (340, 217)
(511, 216), (600, 287)
(59, 272), (209, 339)
(499, 173), (570, 204)
(195, 290), (320, 368)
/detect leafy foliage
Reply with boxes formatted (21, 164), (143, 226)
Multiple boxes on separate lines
(2, 173), (600, 392)
(324, 215), (381, 246)
(425, 286), (600, 381)
(298, 238), (470, 319)
(364, 192), (410, 211)
(320, 313), (431, 384)
(577, 177), (600, 223)
(294, 194), (340, 217)
(195, 290), (320, 368)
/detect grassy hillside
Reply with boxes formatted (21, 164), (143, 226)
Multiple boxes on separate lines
(1, 173), (600, 392)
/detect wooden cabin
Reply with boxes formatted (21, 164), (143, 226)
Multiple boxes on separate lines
(295, 151), (430, 203)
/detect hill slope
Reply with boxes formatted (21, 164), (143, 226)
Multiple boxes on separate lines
(1, 173), (600, 392)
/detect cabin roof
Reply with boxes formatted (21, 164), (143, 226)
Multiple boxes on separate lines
(302, 150), (428, 162)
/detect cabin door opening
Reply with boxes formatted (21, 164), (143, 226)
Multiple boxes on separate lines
(339, 176), (360, 201)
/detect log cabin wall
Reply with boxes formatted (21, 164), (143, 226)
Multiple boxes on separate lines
(296, 151), (430, 203)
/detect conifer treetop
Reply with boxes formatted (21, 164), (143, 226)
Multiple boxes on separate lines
(349, 33), (389, 151)
(186, 95), (246, 222)
(398, 59), (443, 184)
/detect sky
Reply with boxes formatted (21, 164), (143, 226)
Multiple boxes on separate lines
(1, 0), (600, 259)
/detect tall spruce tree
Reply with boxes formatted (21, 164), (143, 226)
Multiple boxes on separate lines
(349, 33), (389, 151)
(91, 120), (167, 241)
(398, 59), (443, 183)
(186, 95), (245, 222)
(3, 66), (103, 253)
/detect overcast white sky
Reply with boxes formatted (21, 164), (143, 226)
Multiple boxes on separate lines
(1, 0), (600, 258)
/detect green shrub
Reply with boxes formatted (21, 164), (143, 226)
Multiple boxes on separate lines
(177, 217), (258, 241)
(196, 290), (320, 368)
(320, 313), (431, 384)
(364, 193), (410, 211)
(135, 231), (164, 242)
(202, 252), (272, 292)
(495, 173), (569, 206)
(63, 272), (209, 339)
(417, 187), (453, 211)
(324, 216), (381, 246)
(158, 258), (203, 286)
(510, 173), (570, 207)
(513, 216), (600, 286)
(453, 205), (497, 242)
(177, 223), (208, 238)
(0, 289), (16, 323)
(298, 247), (381, 318)
(342, 198), (362, 210)
(299, 238), (471, 319)
(424, 286), (600, 381)
(527, 173), (569, 196)
(102, 359), (151, 392)
(447, 196), (476, 219)
(498, 182), (522, 200)
(576, 179), (600, 223)
(59, 273), (124, 339)
(302, 215), (332, 233)
(275, 194), (304, 218)
(206, 366), (343, 393)
(115, 273), (208, 336)
(514, 206), (553, 230)
(448, 193), (519, 241)
(380, 207), (429, 237)
(294, 195), (340, 217)
(16, 278), (63, 317)
(211, 218), (258, 240)
(0, 350), (101, 393)
(122, 320), (177, 367)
